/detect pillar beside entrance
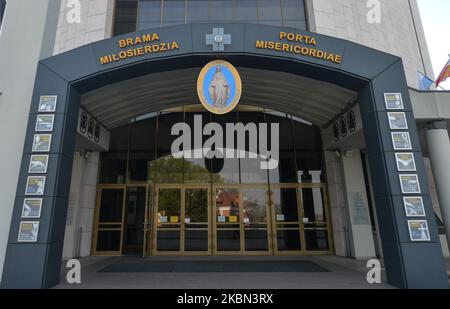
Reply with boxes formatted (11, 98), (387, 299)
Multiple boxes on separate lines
(341, 150), (377, 259)
(425, 121), (450, 250)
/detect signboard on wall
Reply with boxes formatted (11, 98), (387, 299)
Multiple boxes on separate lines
(349, 191), (370, 226)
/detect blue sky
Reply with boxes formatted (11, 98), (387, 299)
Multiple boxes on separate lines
(417, 0), (450, 89)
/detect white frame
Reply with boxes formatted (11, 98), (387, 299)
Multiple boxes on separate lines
(384, 93), (404, 110)
(25, 176), (46, 196)
(391, 132), (412, 150)
(403, 197), (426, 218)
(407, 220), (431, 242)
(388, 112), (408, 130)
(17, 221), (40, 243)
(28, 155), (49, 174)
(35, 114), (55, 132)
(395, 153), (416, 172)
(32, 134), (52, 152)
(21, 198), (43, 219)
(38, 95), (58, 113)
(399, 174), (421, 194)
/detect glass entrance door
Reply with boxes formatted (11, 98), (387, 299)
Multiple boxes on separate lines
(270, 186), (303, 254)
(213, 187), (272, 255)
(93, 185), (150, 256)
(123, 186), (147, 255)
(153, 187), (182, 254)
(153, 185), (211, 255)
(95, 183), (332, 257)
(242, 188), (271, 254)
(93, 187), (126, 255)
(184, 187), (210, 254)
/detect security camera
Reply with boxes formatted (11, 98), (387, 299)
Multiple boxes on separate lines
(334, 150), (341, 158)
(84, 151), (92, 159)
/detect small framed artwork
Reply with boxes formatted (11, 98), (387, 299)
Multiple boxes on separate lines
(392, 132), (412, 150)
(35, 114), (55, 132)
(403, 197), (426, 217)
(399, 174), (421, 194)
(384, 93), (404, 110)
(22, 198), (43, 218)
(38, 95), (57, 113)
(407, 220), (431, 242)
(17, 221), (40, 242)
(388, 112), (408, 130)
(28, 155), (49, 173)
(32, 134), (52, 152)
(395, 153), (416, 172)
(25, 176), (46, 196)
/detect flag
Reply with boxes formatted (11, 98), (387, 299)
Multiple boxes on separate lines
(436, 56), (450, 88)
(417, 71), (434, 90)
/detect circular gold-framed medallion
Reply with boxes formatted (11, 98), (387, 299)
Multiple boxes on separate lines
(197, 60), (242, 115)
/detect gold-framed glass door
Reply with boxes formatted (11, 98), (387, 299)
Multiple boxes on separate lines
(270, 185), (303, 255)
(122, 186), (148, 255)
(92, 187), (126, 255)
(93, 185), (151, 256)
(214, 187), (241, 254)
(242, 188), (272, 255)
(183, 186), (211, 255)
(153, 185), (211, 255)
(300, 184), (333, 254)
(213, 186), (272, 255)
(153, 186), (182, 255)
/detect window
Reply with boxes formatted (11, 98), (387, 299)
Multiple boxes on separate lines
(258, 0), (282, 26)
(164, 0), (186, 26)
(138, 0), (161, 30)
(283, 0), (307, 29)
(113, 0), (139, 36)
(234, 0), (257, 23)
(113, 0), (307, 36)
(99, 106), (323, 185)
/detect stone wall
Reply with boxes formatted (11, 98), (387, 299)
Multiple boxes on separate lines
(311, 0), (434, 88)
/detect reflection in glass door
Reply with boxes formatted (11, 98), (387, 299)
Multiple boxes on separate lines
(154, 188), (182, 254)
(271, 187), (303, 254)
(184, 188), (210, 254)
(301, 186), (331, 252)
(214, 188), (241, 254)
(153, 186), (211, 255)
(242, 189), (271, 254)
(214, 187), (272, 255)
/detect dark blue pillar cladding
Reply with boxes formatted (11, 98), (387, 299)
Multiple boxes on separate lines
(359, 60), (449, 289)
(1, 64), (79, 289)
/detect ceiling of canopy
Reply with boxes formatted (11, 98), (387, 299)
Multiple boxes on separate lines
(81, 67), (357, 129)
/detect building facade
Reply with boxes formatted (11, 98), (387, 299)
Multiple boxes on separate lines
(0, 0), (449, 289)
